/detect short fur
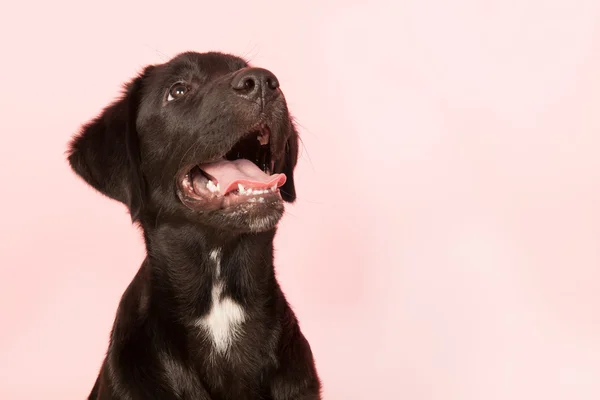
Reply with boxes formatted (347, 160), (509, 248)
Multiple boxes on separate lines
(67, 51), (321, 400)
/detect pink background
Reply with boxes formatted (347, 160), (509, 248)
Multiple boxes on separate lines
(1, 0), (600, 398)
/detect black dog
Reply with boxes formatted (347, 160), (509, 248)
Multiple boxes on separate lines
(67, 51), (321, 400)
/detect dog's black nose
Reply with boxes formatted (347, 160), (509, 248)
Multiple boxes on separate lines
(231, 68), (280, 103)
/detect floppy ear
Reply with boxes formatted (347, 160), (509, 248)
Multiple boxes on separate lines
(279, 125), (299, 203)
(67, 66), (153, 222)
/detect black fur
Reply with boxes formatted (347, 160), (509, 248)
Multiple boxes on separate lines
(68, 51), (321, 400)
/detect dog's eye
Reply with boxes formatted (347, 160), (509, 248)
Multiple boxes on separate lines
(167, 83), (189, 102)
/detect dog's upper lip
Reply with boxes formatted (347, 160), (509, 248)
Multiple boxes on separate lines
(184, 124), (271, 167)
(177, 122), (271, 180)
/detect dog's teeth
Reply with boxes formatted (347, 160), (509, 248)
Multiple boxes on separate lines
(270, 185), (277, 191)
(258, 197), (265, 203)
(206, 180), (219, 193)
(237, 187), (273, 196)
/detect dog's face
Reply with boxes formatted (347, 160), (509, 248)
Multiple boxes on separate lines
(68, 52), (299, 233)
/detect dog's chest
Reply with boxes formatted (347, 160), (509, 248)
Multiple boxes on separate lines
(194, 248), (245, 353)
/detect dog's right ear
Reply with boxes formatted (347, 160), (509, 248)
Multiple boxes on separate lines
(67, 66), (154, 222)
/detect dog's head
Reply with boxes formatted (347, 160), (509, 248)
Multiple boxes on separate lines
(67, 52), (299, 233)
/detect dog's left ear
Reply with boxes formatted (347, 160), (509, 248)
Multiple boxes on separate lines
(279, 124), (299, 203)
(67, 66), (154, 222)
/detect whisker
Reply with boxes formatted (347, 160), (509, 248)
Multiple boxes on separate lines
(241, 42), (260, 64)
(143, 44), (170, 62)
(292, 118), (316, 173)
(282, 209), (298, 218)
(297, 135), (315, 172)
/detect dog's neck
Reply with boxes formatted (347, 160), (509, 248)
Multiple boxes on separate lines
(141, 222), (279, 321)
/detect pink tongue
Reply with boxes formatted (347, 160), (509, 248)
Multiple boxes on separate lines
(199, 159), (286, 194)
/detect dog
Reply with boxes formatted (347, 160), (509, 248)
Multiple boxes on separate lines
(67, 51), (321, 400)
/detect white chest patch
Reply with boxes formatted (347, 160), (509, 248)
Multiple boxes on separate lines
(195, 248), (245, 354)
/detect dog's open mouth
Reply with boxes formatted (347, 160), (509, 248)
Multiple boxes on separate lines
(178, 125), (287, 209)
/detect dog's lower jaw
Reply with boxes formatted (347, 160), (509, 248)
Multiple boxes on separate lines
(189, 201), (286, 234)
(92, 223), (321, 400)
(248, 214), (283, 232)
